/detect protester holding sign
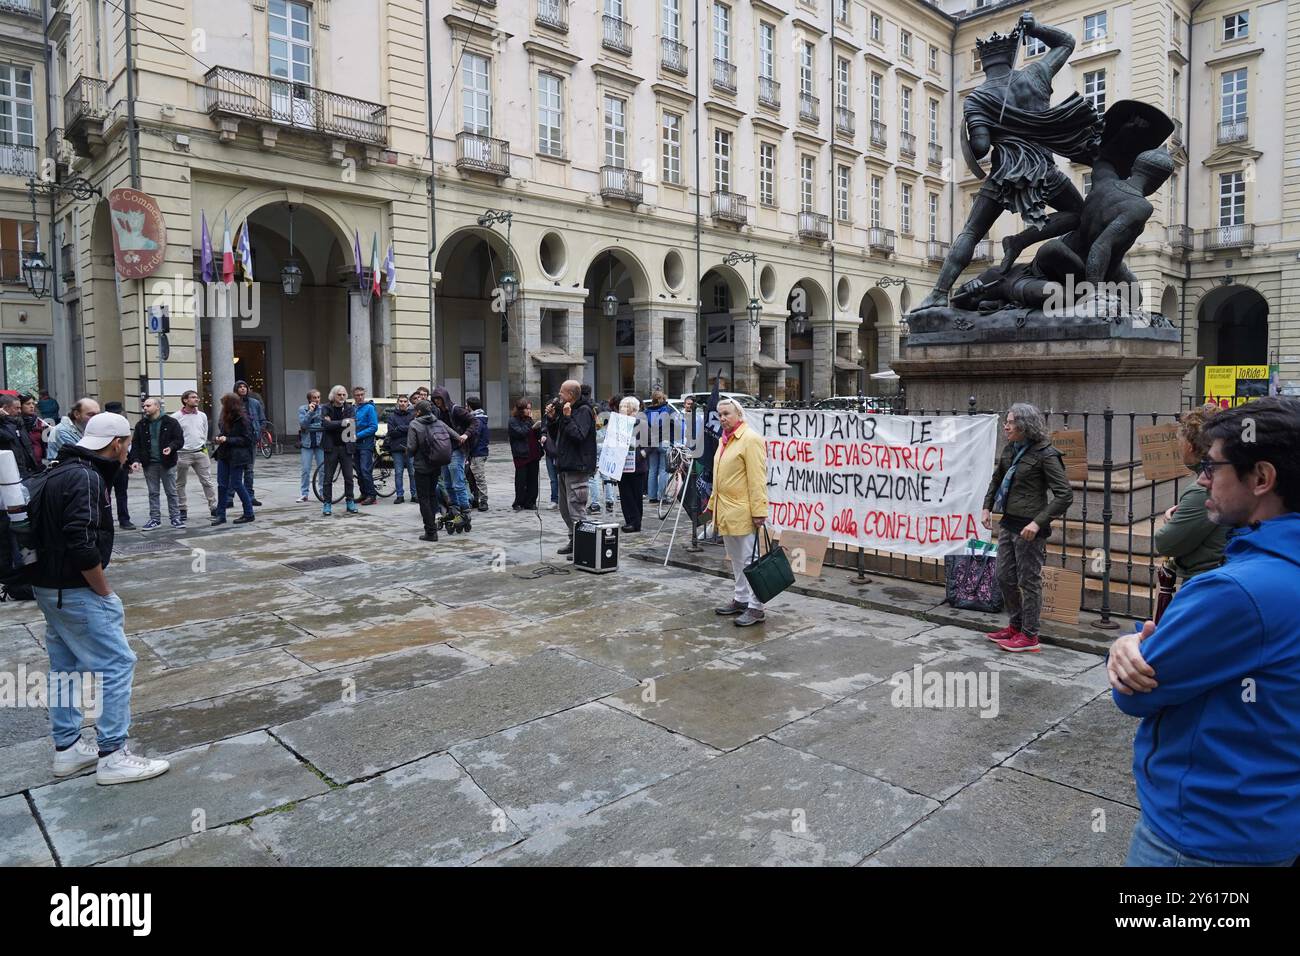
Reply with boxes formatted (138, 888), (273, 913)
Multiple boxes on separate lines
(704, 399), (770, 627)
(616, 397), (647, 532)
(981, 403), (1073, 653)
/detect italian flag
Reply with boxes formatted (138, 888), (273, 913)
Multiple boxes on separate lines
(221, 213), (236, 284)
(370, 233), (381, 298)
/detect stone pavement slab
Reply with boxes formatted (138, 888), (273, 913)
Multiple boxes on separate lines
(98, 825), (282, 867)
(1004, 695), (1140, 808)
(124, 583), (316, 634)
(271, 649), (634, 783)
(555, 607), (766, 679)
(772, 656), (1098, 800)
(0, 702), (51, 750)
(135, 612), (316, 667)
(0, 793), (55, 866)
(250, 754), (522, 866)
(0, 731), (96, 797)
(482, 738), (937, 866)
(865, 767), (1138, 866)
(285, 604), (521, 668)
(130, 647), (318, 714)
(905, 625), (1104, 682)
(273, 588), (452, 639)
(605, 659), (836, 750)
(28, 731), (328, 866)
(451, 702), (717, 833)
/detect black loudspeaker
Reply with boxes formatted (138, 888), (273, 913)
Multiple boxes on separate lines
(573, 521), (619, 574)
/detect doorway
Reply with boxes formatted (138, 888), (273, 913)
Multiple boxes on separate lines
(202, 338), (270, 414)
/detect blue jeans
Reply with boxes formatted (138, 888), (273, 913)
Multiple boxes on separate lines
(355, 439), (376, 498)
(545, 454), (559, 503)
(1126, 815), (1296, 867)
(647, 447), (670, 499)
(440, 448), (470, 509)
(391, 450), (415, 498)
(299, 445), (324, 497)
(34, 587), (134, 753)
(216, 460), (255, 519)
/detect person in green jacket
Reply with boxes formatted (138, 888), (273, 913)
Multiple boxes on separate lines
(1155, 404), (1228, 580)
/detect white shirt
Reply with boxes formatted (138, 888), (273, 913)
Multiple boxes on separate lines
(171, 408), (209, 451)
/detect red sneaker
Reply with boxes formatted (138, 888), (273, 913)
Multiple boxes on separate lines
(997, 632), (1041, 653)
(985, 625), (1020, 643)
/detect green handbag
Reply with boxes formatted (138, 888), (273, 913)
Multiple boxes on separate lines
(743, 526), (795, 604)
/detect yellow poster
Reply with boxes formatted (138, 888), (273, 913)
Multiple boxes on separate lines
(1204, 365), (1235, 400)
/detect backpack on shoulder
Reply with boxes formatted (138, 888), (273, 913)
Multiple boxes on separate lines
(0, 465), (60, 602)
(419, 419), (454, 470)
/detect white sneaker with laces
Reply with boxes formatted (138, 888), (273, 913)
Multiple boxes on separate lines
(52, 738), (99, 777)
(96, 745), (171, 785)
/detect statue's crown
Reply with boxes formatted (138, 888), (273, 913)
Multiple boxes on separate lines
(976, 27), (1022, 61)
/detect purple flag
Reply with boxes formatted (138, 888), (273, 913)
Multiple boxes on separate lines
(200, 211), (214, 285)
(353, 229), (363, 290)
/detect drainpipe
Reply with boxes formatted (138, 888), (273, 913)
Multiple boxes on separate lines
(124, 0), (139, 188)
(829, 10), (836, 400)
(693, 0), (702, 389)
(425, 0), (436, 383)
(1179, 1), (1207, 386)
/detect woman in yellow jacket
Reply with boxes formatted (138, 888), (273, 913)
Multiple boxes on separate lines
(703, 398), (770, 627)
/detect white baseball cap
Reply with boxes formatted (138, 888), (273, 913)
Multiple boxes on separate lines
(76, 412), (131, 451)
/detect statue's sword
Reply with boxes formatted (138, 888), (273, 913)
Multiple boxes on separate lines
(997, 20), (1027, 125)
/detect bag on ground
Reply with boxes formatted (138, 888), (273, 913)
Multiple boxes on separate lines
(944, 538), (1003, 612)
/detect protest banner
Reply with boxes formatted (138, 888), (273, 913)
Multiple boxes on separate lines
(1136, 424), (1184, 482)
(597, 412), (637, 482)
(752, 410), (998, 558)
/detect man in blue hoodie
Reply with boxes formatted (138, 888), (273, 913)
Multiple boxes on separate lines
(351, 386), (379, 505)
(1109, 397), (1300, 866)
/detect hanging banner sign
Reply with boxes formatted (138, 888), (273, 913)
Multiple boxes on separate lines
(107, 188), (167, 280)
(597, 412), (637, 482)
(752, 410), (999, 558)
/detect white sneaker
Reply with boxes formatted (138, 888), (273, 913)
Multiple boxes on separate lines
(52, 738), (99, 777)
(96, 745), (171, 786)
(296, 494), (309, 502)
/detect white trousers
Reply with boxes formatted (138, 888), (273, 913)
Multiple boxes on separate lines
(723, 532), (762, 609)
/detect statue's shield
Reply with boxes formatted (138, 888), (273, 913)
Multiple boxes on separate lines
(960, 121), (987, 181)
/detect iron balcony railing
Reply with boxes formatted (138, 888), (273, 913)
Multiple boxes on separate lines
(868, 226), (896, 253)
(1168, 224), (1193, 252)
(1171, 117), (1183, 146)
(899, 131), (916, 158)
(660, 37), (688, 75)
(797, 211), (829, 240)
(757, 76), (780, 109)
(927, 240), (950, 262)
(870, 120), (887, 148)
(834, 106), (855, 135)
(0, 141), (37, 177)
(603, 15), (632, 54)
(456, 130), (510, 177)
(536, 0), (568, 32)
(600, 165), (643, 203)
(971, 238), (994, 261)
(1217, 117), (1247, 145)
(204, 66), (388, 145)
(798, 91), (820, 123)
(712, 58), (737, 93)
(1203, 223), (1253, 251)
(0, 0), (42, 17)
(928, 140), (943, 167)
(711, 190), (750, 225)
(64, 75), (108, 128)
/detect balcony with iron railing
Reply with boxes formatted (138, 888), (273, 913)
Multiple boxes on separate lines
(1203, 222), (1253, 252)
(0, 141), (37, 178)
(456, 130), (510, 178)
(899, 131), (916, 158)
(536, 0), (568, 32)
(868, 227), (896, 253)
(600, 165), (643, 204)
(603, 15), (632, 54)
(797, 210), (829, 241)
(63, 75), (109, 158)
(834, 106), (855, 136)
(971, 239), (994, 262)
(798, 91), (820, 124)
(870, 120), (887, 148)
(712, 58), (737, 94)
(660, 37), (688, 75)
(757, 76), (780, 109)
(204, 66), (388, 147)
(927, 240), (949, 262)
(928, 140), (943, 167)
(1217, 117), (1247, 145)
(1168, 224), (1193, 252)
(0, 0), (42, 17)
(711, 190), (750, 226)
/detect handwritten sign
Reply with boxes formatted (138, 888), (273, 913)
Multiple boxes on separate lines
(1040, 566), (1082, 625)
(753, 410), (998, 558)
(597, 412), (636, 482)
(1136, 424), (1184, 482)
(1051, 429), (1087, 482)
(772, 530), (830, 578)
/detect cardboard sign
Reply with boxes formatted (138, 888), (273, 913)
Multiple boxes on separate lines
(1040, 566), (1082, 625)
(1136, 424), (1185, 481)
(1050, 429), (1087, 482)
(772, 530), (829, 578)
(107, 188), (167, 279)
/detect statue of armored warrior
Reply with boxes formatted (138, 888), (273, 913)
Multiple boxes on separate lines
(913, 12), (1104, 312)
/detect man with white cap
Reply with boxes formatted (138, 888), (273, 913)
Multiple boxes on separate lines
(26, 412), (170, 785)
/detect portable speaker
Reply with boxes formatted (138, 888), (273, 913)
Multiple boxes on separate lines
(573, 521), (619, 574)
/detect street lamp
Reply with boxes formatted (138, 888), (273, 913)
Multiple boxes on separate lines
(602, 252), (619, 318)
(477, 208), (518, 307)
(280, 204), (303, 299)
(723, 250), (762, 328)
(22, 252), (53, 300)
(23, 176), (102, 301)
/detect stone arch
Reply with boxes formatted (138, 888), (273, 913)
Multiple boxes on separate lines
(574, 244), (652, 301)
(226, 188), (357, 267)
(859, 287), (894, 375)
(1159, 284), (1178, 322)
(1194, 283), (1269, 394)
(434, 225), (526, 298)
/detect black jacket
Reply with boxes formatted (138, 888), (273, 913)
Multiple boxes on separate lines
(213, 411), (255, 466)
(320, 402), (357, 452)
(128, 414), (184, 469)
(30, 445), (118, 591)
(384, 407), (415, 455)
(431, 387), (479, 454)
(548, 395), (597, 474)
(0, 414), (37, 477)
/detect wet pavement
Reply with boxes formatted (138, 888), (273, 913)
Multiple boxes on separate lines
(0, 451), (1138, 866)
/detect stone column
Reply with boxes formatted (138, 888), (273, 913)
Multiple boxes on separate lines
(731, 314), (758, 395)
(774, 318), (789, 402)
(811, 322), (833, 400)
(681, 309), (700, 394)
(208, 284), (235, 414)
(348, 290), (373, 395)
(376, 297), (393, 398)
(632, 304), (663, 396)
(877, 323), (899, 372)
(563, 306), (586, 384)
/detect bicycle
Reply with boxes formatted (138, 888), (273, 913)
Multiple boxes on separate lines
(256, 421), (276, 459)
(656, 444), (694, 521)
(312, 459), (396, 503)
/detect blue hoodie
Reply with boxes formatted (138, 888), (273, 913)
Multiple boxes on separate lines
(1113, 511), (1300, 863)
(354, 400), (378, 442)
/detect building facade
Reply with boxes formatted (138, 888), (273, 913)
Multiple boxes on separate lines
(27, 0), (1299, 426)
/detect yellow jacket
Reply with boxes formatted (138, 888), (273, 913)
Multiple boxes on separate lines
(707, 422), (769, 536)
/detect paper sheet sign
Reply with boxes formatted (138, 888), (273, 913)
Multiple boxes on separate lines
(1040, 566), (1083, 625)
(597, 412), (637, 482)
(1050, 429), (1087, 482)
(1136, 424), (1185, 482)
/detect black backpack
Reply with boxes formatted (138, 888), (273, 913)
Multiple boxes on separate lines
(0, 466), (60, 602)
(418, 419), (454, 470)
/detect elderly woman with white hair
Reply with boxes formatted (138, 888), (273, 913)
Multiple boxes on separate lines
(981, 402), (1074, 653)
(702, 397), (770, 627)
(616, 396), (648, 532)
(318, 384), (358, 515)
